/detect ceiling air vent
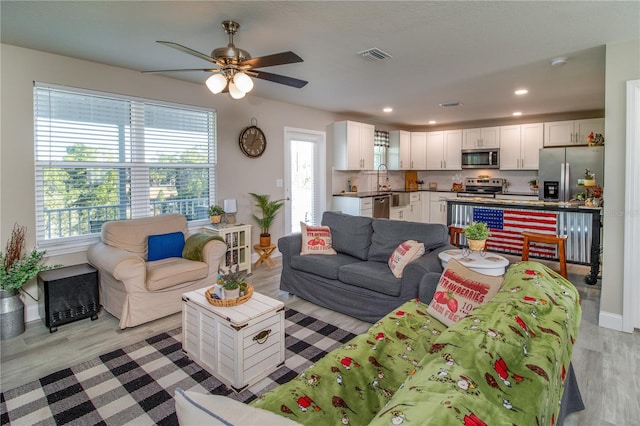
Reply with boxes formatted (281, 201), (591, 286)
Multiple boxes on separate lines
(439, 101), (462, 108)
(358, 48), (392, 61)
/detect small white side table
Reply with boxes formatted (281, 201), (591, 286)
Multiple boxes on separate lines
(203, 224), (252, 274)
(182, 288), (285, 392)
(438, 249), (509, 276)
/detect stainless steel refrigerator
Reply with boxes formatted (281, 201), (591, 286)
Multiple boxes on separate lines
(538, 146), (604, 201)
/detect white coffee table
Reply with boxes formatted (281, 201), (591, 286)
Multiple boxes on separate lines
(438, 249), (509, 276)
(182, 288), (285, 392)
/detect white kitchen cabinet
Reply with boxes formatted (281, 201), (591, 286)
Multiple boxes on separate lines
(428, 192), (457, 225)
(409, 132), (427, 170)
(500, 123), (543, 170)
(426, 130), (462, 170)
(390, 206), (405, 221)
(332, 120), (375, 170)
(332, 196), (373, 217)
(544, 118), (604, 146)
(388, 130), (411, 170)
(463, 127), (499, 149)
(407, 192), (422, 222)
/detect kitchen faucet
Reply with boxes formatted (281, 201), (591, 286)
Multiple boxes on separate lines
(377, 163), (390, 191)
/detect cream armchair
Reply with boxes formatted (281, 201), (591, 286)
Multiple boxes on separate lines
(87, 214), (226, 328)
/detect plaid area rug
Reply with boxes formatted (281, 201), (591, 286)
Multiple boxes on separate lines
(0, 308), (357, 425)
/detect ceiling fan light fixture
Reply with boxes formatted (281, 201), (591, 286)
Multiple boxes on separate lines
(551, 56), (568, 67)
(206, 74), (227, 94)
(233, 72), (254, 93)
(228, 82), (246, 99)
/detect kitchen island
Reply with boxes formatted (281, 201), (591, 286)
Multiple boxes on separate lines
(446, 197), (602, 285)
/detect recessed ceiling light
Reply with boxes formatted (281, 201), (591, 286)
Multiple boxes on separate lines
(514, 89), (528, 95)
(428, 120), (437, 125)
(513, 112), (523, 116)
(383, 107), (393, 113)
(551, 57), (568, 67)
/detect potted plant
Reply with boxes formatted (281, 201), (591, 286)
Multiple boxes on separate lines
(249, 193), (285, 247)
(464, 221), (490, 252)
(208, 205), (225, 224)
(216, 266), (247, 299)
(1, 224), (56, 340)
(528, 179), (539, 191)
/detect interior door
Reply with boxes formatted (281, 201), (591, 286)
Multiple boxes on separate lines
(284, 128), (327, 234)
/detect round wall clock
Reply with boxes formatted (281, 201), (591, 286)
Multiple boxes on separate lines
(239, 125), (267, 158)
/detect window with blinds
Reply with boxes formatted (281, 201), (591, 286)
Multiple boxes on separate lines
(34, 84), (216, 244)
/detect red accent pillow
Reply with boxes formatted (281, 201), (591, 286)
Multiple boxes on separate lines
(300, 222), (337, 255)
(427, 258), (504, 326)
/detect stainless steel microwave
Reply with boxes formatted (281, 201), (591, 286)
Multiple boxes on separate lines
(461, 149), (500, 169)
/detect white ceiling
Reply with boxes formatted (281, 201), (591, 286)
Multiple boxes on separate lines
(1, 1), (639, 127)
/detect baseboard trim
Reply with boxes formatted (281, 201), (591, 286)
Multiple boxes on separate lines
(598, 311), (623, 331)
(26, 303), (41, 323)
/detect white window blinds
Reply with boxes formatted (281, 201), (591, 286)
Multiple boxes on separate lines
(34, 84), (216, 243)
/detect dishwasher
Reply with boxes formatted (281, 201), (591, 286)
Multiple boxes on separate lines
(373, 195), (390, 218)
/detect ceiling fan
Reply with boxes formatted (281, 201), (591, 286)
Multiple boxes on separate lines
(144, 20), (308, 99)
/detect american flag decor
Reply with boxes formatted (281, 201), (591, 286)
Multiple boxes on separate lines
(472, 207), (559, 258)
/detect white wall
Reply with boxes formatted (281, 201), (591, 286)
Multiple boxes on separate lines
(599, 39), (640, 330)
(0, 44), (340, 319)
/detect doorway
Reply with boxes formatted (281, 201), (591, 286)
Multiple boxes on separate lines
(284, 128), (326, 234)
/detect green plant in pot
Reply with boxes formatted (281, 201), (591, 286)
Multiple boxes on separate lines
(464, 221), (490, 252)
(208, 205), (225, 224)
(1, 224), (57, 340)
(249, 193), (285, 247)
(217, 266), (247, 299)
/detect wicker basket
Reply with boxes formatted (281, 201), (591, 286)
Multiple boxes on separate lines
(205, 284), (254, 307)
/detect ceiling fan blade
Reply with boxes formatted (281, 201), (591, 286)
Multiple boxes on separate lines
(142, 68), (219, 73)
(240, 51), (303, 69)
(157, 41), (217, 64)
(252, 70), (308, 88)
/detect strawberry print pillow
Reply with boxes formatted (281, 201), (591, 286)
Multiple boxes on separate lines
(427, 258), (504, 326)
(388, 240), (425, 278)
(300, 222), (337, 255)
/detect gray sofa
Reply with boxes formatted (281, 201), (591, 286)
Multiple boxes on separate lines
(278, 211), (453, 322)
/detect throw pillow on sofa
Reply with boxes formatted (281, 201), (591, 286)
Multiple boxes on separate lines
(427, 258), (503, 326)
(300, 222), (337, 255)
(388, 240), (425, 278)
(147, 231), (185, 261)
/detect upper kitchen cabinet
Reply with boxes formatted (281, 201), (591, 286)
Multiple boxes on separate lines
(409, 132), (427, 170)
(463, 127), (499, 149)
(388, 130), (411, 170)
(544, 118), (604, 146)
(426, 130), (462, 170)
(500, 123), (543, 170)
(332, 120), (375, 170)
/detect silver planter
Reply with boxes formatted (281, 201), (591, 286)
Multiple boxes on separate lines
(0, 288), (25, 340)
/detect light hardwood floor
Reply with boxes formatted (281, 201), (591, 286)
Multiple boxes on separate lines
(1, 256), (638, 425)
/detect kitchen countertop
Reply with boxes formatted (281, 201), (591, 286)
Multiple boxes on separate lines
(334, 189), (462, 197)
(333, 190), (540, 198)
(447, 196), (601, 211)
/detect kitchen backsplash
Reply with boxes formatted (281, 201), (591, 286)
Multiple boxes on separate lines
(332, 169), (538, 194)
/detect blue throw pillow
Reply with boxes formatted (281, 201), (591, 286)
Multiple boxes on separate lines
(147, 231), (185, 261)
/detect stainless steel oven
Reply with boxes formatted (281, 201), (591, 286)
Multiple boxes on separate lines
(461, 149), (500, 169)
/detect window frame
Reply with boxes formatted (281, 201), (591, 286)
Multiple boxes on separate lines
(33, 83), (216, 255)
